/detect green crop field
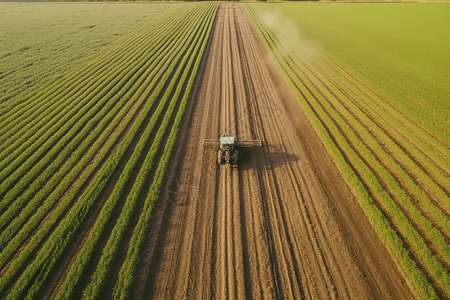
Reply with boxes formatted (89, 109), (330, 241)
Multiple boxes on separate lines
(0, 3), (174, 114)
(0, 3), (218, 299)
(254, 3), (450, 144)
(247, 3), (450, 299)
(1, 2), (449, 299)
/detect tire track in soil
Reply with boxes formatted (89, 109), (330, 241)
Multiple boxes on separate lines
(133, 3), (415, 300)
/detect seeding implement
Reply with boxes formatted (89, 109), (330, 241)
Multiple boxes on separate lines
(203, 135), (262, 166)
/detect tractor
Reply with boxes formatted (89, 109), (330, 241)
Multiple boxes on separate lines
(204, 135), (262, 166)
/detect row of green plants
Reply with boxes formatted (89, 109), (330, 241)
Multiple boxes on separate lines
(0, 6), (196, 264)
(0, 4), (216, 299)
(113, 5), (217, 299)
(0, 11), (181, 189)
(309, 59), (450, 288)
(0, 2), (191, 283)
(88, 6), (216, 299)
(7, 5), (211, 297)
(312, 61), (450, 255)
(306, 58), (450, 268)
(0, 36), (154, 197)
(0, 5), (195, 247)
(0, 5), (180, 154)
(0, 3), (174, 112)
(0, 4), (181, 139)
(318, 59), (450, 218)
(252, 3), (450, 145)
(0, 3), (189, 206)
(246, 4), (449, 299)
(54, 4), (216, 299)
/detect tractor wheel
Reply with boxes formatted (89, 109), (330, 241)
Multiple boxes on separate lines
(233, 150), (239, 164)
(217, 150), (222, 165)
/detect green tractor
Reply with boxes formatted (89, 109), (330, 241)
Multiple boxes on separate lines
(204, 135), (262, 166)
(217, 136), (239, 165)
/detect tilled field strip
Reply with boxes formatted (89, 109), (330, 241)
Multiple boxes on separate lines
(138, 4), (414, 300)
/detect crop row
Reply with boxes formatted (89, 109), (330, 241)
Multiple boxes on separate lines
(0, 4), (194, 290)
(0, 7), (183, 172)
(56, 5), (217, 300)
(0, 7), (192, 264)
(0, 4), (173, 112)
(113, 5), (217, 298)
(0, 9), (178, 142)
(0, 7), (195, 272)
(254, 3), (450, 146)
(246, 4), (450, 300)
(0, 5), (196, 252)
(0, 3), (218, 299)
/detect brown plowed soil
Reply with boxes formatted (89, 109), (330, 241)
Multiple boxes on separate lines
(132, 4), (414, 299)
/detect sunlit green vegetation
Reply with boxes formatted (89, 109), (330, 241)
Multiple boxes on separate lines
(247, 3), (450, 299)
(255, 3), (450, 144)
(0, 3), (218, 299)
(0, 2), (174, 114)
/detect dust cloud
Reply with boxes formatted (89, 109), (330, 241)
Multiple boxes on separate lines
(257, 8), (323, 65)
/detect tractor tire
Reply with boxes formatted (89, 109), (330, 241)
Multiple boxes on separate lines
(233, 150), (239, 164)
(217, 150), (222, 165)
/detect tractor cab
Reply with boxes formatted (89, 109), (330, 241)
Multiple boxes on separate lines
(218, 135), (238, 165)
(203, 135), (262, 166)
(220, 136), (235, 152)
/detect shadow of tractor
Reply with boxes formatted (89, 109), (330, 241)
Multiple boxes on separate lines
(235, 144), (299, 171)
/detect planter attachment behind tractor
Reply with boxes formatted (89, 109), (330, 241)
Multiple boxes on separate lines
(203, 135), (262, 166)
